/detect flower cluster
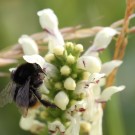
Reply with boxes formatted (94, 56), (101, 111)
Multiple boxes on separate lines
(17, 8), (125, 135)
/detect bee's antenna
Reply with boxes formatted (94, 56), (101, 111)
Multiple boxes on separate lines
(42, 68), (47, 76)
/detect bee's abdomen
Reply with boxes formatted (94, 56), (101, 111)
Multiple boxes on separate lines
(29, 97), (37, 107)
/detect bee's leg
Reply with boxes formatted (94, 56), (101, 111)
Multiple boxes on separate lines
(31, 88), (57, 108)
(40, 99), (57, 108)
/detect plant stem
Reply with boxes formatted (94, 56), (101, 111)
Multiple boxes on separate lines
(106, 0), (135, 87)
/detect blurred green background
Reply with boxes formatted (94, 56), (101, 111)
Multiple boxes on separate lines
(0, 0), (135, 135)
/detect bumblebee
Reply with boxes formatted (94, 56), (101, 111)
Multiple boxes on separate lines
(0, 63), (56, 116)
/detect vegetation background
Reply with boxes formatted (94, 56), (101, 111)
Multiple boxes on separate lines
(0, 0), (134, 135)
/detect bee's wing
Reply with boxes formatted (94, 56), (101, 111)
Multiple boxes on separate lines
(15, 79), (30, 117)
(0, 81), (16, 107)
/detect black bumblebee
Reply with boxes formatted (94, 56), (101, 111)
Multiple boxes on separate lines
(0, 63), (56, 116)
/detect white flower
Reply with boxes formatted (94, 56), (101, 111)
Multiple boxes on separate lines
(83, 27), (118, 55)
(16, 8), (125, 135)
(54, 91), (69, 110)
(100, 60), (123, 76)
(83, 50), (99, 57)
(75, 81), (88, 91)
(83, 87), (95, 121)
(92, 85), (102, 98)
(48, 120), (65, 134)
(90, 27), (117, 51)
(77, 56), (101, 73)
(80, 84), (103, 135)
(75, 81), (88, 98)
(48, 33), (64, 53)
(75, 73), (104, 98)
(64, 77), (76, 90)
(68, 101), (87, 113)
(88, 73), (105, 84)
(97, 85), (125, 103)
(79, 84), (124, 135)
(37, 8), (64, 53)
(19, 109), (45, 134)
(75, 80), (96, 122)
(23, 54), (45, 69)
(89, 105), (103, 135)
(43, 63), (59, 79)
(65, 114), (80, 135)
(18, 35), (39, 55)
(74, 101), (87, 112)
(20, 117), (45, 133)
(82, 83), (125, 132)
(37, 8), (58, 31)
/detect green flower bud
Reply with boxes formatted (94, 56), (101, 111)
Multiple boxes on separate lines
(54, 91), (69, 110)
(53, 46), (64, 55)
(80, 121), (91, 133)
(64, 77), (76, 90)
(54, 82), (63, 90)
(60, 65), (71, 76)
(75, 44), (83, 52)
(71, 74), (77, 79)
(65, 42), (74, 49)
(67, 54), (75, 64)
(82, 71), (91, 80)
(45, 53), (55, 62)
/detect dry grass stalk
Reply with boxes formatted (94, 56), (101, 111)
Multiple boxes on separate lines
(106, 0), (135, 87)
(0, 7), (135, 77)
(0, 72), (9, 77)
